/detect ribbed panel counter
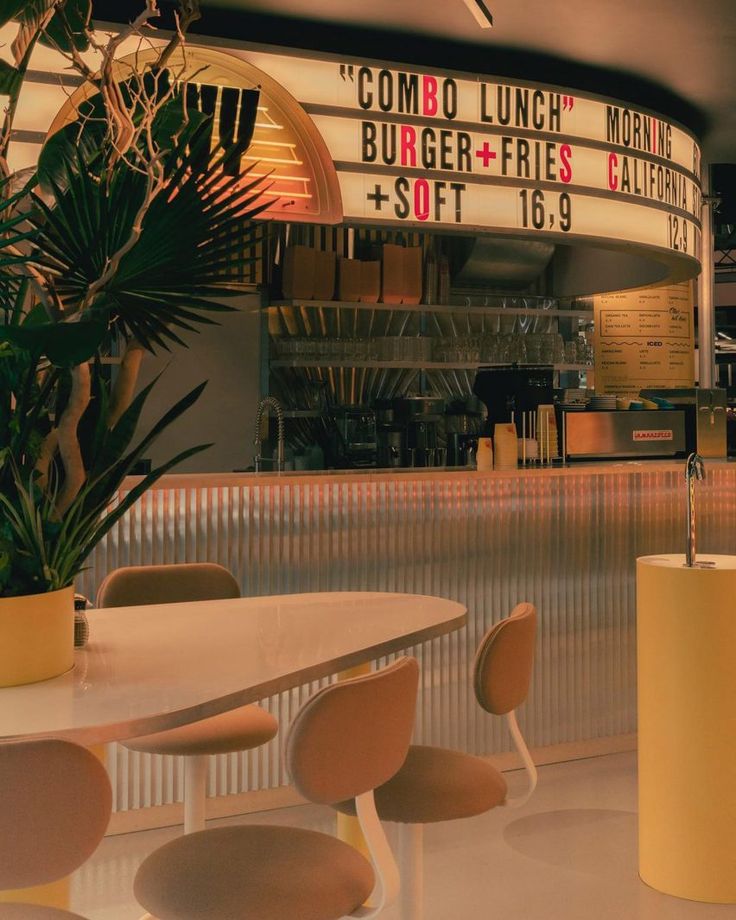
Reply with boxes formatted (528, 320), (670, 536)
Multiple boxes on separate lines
(78, 463), (736, 816)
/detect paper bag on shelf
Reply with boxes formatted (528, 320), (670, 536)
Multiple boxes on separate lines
(402, 246), (422, 304)
(381, 244), (404, 304)
(282, 246), (316, 299)
(338, 258), (362, 302)
(313, 250), (336, 300)
(359, 261), (380, 303)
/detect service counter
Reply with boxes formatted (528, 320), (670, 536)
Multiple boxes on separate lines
(79, 462), (736, 823)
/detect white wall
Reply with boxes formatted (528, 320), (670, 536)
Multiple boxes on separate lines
(132, 293), (263, 473)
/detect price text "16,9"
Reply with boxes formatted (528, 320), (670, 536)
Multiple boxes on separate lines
(519, 189), (572, 232)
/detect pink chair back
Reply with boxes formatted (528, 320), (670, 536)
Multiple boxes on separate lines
(97, 563), (240, 607)
(286, 657), (419, 805)
(0, 739), (112, 889)
(473, 603), (537, 715)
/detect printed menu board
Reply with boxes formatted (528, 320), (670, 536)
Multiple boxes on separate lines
(592, 282), (695, 396)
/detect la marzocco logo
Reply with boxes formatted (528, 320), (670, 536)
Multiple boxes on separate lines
(633, 430), (673, 441)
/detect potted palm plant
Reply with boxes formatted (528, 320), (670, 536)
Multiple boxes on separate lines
(0, 0), (268, 685)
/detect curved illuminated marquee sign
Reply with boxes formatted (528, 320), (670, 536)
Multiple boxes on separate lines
(237, 48), (702, 265)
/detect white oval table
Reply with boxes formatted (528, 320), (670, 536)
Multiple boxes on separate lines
(0, 591), (467, 745)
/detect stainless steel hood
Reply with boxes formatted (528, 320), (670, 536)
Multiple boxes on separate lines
(447, 236), (555, 290)
(443, 232), (686, 297)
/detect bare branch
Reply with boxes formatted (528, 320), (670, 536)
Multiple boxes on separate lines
(54, 361), (91, 517)
(108, 339), (145, 428)
(154, 0), (201, 73)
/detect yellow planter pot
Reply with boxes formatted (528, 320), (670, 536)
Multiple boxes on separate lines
(0, 586), (75, 687)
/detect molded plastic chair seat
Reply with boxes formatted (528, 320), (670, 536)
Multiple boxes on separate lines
(124, 704), (277, 757)
(0, 906), (91, 919)
(96, 563), (278, 833)
(0, 738), (112, 919)
(337, 745), (508, 824)
(135, 658), (420, 920)
(333, 603), (538, 920)
(134, 825), (374, 920)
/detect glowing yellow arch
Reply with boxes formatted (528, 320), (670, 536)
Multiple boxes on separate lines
(47, 45), (343, 225)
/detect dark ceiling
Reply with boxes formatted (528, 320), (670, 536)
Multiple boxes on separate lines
(93, 0), (736, 163)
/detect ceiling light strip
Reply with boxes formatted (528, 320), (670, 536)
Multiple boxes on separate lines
(463, 0), (493, 29)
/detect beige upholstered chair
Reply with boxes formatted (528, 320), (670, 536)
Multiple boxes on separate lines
(0, 739), (112, 919)
(134, 657), (420, 920)
(337, 602), (538, 920)
(96, 563), (278, 833)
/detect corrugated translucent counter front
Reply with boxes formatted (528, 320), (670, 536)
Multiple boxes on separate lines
(78, 463), (736, 813)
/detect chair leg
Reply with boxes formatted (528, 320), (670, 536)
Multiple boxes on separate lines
(504, 709), (538, 809)
(398, 823), (424, 920)
(183, 755), (208, 834)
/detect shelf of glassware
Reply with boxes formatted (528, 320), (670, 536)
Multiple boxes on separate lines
(267, 299), (594, 319)
(271, 359), (589, 371)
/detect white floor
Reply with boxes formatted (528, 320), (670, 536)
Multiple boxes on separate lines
(71, 751), (735, 919)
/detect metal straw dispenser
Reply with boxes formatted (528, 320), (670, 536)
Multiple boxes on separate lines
(695, 389), (727, 458)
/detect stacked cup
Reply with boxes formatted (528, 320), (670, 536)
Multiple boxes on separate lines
(493, 423), (518, 470)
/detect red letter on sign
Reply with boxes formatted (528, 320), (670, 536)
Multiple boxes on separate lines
(559, 144), (573, 183)
(608, 152), (618, 191)
(414, 179), (430, 220)
(422, 76), (438, 116)
(400, 125), (417, 167)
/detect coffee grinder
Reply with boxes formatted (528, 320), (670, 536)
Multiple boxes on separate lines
(394, 397), (446, 467)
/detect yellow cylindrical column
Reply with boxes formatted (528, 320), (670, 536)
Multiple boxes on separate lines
(637, 554), (736, 902)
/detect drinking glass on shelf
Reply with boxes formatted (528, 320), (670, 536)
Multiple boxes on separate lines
(499, 313), (517, 334)
(324, 337), (336, 361)
(435, 336), (452, 362)
(487, 335), (498, 363)
(564, 340), (578, 364)
(417, 336), (432, 362)
(525, 334), (541, 364)
(315, 337), (329, 363)
(343, 338), (357, 361)
(354, 338), (368, 361)
(486, 312), (501, 334)
(553, 334), (565, 364)
(508, 335), (526, 364)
